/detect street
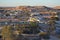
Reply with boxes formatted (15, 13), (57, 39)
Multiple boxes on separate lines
(49, 36), (60, 40)
(42, 36), (60, 40)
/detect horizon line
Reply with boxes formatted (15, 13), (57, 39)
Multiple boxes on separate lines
(0, 5), (60, 7)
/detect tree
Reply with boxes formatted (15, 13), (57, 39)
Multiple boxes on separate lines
(15, 24), (23, 34)
(1, 25), (15, 40)
(30, 21), (40, 34)
(15, 24), (25, 40)
(47, 15), (57, 34)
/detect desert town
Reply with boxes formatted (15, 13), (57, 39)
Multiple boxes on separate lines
(0, 6), (60, 40)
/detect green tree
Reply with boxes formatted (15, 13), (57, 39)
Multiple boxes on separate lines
(30, 21), (39, 34)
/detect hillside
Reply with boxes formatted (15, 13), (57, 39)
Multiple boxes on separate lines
(54, 6), (60, 9)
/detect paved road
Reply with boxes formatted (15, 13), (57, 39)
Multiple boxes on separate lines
(41, 36), (60, 40)
(49, 36), (60, 40)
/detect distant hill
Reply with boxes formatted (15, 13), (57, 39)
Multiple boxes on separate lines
(54, 6), (60, 9)
(0, 6), (58, 12)
(16, 6), (55, 12)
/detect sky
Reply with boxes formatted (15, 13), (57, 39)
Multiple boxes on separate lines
(0, 0), (60, 7)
